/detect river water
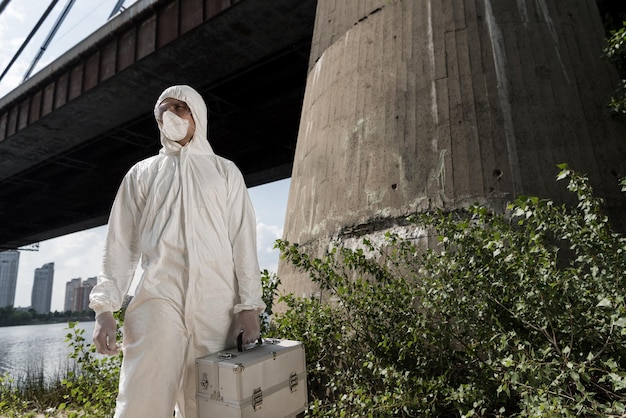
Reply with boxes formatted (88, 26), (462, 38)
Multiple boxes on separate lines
(0, 321), (95, 383)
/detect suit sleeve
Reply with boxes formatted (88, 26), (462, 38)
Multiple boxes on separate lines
(226, 164), (267, 314)
(89, 168), (144, 316)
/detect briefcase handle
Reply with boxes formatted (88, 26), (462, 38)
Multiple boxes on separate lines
(237, 330), (264, 352)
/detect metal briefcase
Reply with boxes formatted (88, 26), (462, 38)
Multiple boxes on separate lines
(196, 338), (307, 418)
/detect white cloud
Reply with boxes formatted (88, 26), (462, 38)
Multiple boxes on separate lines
(0, 4), (26, 26)
(256, 222), (283, 273)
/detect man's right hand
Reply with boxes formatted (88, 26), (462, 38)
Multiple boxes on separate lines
(93, 311), (120, 355)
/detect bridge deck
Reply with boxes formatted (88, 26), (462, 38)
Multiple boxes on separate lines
(0, 0), (317, 249)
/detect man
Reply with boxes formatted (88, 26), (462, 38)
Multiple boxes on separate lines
(89, 85), (266, 418)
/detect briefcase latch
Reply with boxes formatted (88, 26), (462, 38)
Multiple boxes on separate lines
(289, 373), (299, 392)
(252, 387), (263, 410)
(200, 372), (209, 391)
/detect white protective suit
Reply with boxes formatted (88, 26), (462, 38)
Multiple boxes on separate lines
(89, 85), (266, 417)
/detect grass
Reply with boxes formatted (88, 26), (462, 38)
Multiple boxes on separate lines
(0, 320), (89, 411)
(0, 363), (79, 417)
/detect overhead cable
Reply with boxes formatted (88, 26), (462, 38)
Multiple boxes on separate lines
(0, 0), (60, 84)
(23, 0), (76, 82)
(108, 0), (126, 19)
(0, 0), (11, 17)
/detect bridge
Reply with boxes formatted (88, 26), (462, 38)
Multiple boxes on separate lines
(0, 0), (317, 250)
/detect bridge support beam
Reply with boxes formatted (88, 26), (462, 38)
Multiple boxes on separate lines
(280, 0), (626, 299)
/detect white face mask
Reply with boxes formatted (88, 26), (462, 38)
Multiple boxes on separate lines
(161, 111), (190, 142)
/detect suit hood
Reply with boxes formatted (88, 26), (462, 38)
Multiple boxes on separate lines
(154, 85), (214, 155)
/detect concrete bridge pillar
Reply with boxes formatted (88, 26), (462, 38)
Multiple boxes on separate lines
(279, 0), (626, 299)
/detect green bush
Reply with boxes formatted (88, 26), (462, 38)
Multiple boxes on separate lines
(261, 269), (281, 335)
(0, 374), (32, 417)
(58, 319), (123, 417)
(604, 21), (626, 114)
(273, 165), (626, 417)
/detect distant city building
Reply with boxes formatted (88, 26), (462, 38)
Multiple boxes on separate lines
(31, 262), (54, 314)
(64, 278), (82, 312)
(77, 276), (97, 312)
(64, 276), (97, 312)
(0, 250), (20, 308)
(83, 277), (97, 288)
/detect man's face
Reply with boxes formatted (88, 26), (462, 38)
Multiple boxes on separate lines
(156, 98), (196, 145)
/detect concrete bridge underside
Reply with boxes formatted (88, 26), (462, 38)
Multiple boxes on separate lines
(0, 0), (317, 250)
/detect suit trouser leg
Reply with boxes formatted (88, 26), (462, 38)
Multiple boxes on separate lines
(114, 301), (188, 418)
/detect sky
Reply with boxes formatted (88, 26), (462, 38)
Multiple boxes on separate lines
(0, 0), (291, 312)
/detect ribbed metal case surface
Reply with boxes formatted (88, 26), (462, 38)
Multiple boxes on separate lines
(196, 338), (307, 418)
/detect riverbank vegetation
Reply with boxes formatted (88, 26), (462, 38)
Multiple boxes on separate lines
(0, 320), (121, 418)
(1, 167), (624, 417)
(274, 167), (626, 416)
(0, 307), (94, 327)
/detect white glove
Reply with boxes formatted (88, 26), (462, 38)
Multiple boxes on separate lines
(232, 309), (261, 347)
(93, 311), (120, 355)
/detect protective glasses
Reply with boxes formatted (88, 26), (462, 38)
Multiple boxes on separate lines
(156, 101), (192, 121)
